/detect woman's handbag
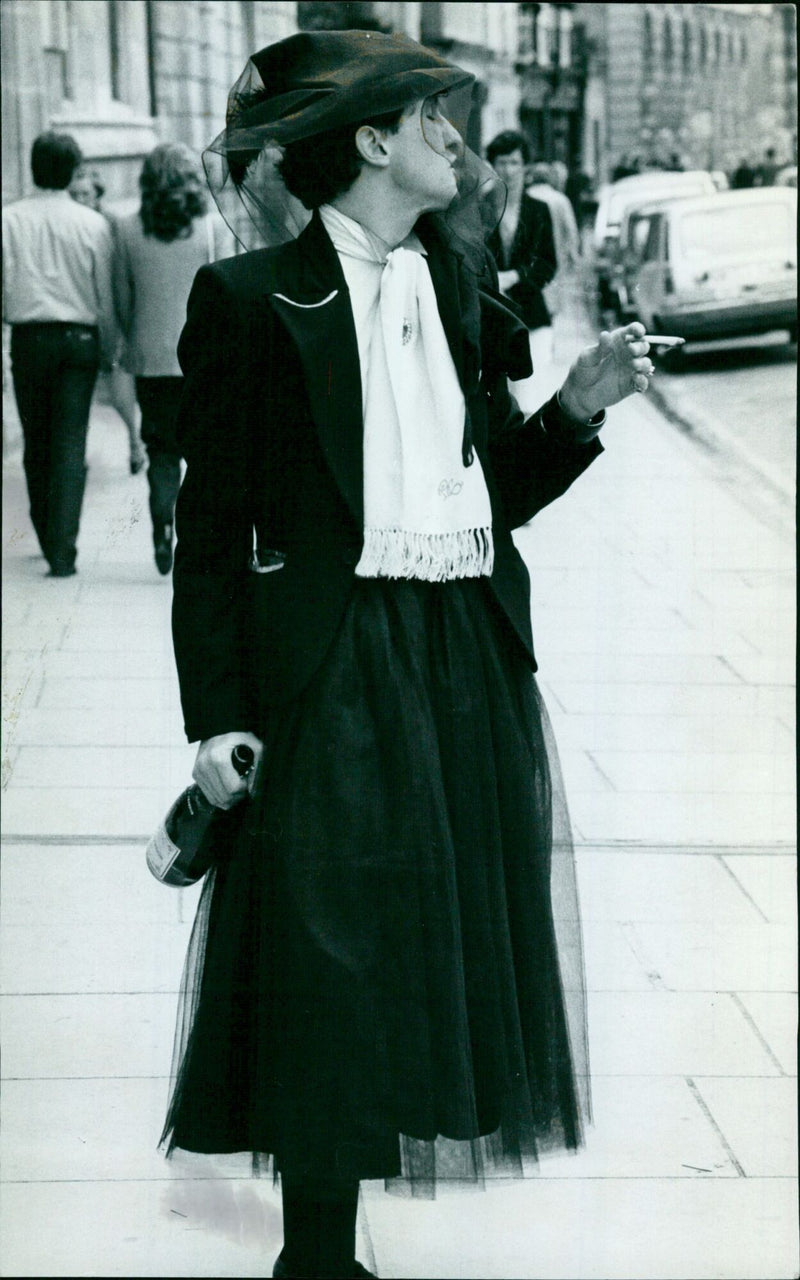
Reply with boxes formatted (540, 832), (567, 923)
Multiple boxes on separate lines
(146, 744), (254, 887)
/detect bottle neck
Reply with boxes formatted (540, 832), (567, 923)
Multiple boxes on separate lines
(187, 784), (216, 816)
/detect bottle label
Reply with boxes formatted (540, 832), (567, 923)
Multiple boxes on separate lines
(146, 823), (189, 884)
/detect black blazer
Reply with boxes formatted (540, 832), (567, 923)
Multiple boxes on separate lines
(172, 211), (601, 743)
(486, 194), (557, 331)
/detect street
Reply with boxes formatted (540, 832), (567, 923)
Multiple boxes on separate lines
(650, 330), (796, 510)
(2, 282), (796, 1278)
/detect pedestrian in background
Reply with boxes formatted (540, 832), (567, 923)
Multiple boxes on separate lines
(70, 164), (147, 476)
(565, 167), (595, 231)
(755, 145), (780, 187)
(112, 142), (222, 574)
(158, 29), (655, 1280)
(68, 165), (105, 213)
(730, 157), (756, 189)
(2, 131), (117, 577)
(612, 152), (639, 181)
(526, 160), (581, 322)
(485, 130), (558, 379)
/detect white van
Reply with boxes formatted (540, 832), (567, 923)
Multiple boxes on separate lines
(592, 170), (720, 309)
(633, 187), (797, 344)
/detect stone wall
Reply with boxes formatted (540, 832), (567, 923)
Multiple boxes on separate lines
(1, 0), (297, 209)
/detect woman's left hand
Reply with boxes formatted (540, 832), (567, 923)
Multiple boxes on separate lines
(558, 321), (655, 423)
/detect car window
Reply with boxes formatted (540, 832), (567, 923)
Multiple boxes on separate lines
(642, 214), (663, 262)
(632, 216), (652, 254)
(678, 201), (795, 259)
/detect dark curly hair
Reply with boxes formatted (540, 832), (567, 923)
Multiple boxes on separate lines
(485, 130), (530, 167)
(227, 88), (405, 210)
(139, 143), (208, 242)
(31, 131), (82, 190)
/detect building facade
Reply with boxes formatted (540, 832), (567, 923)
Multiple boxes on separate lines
(1, 0), (524, 211)
(1, 0), (298, 210)
(1, 2), (795, 206)
(576, 3), (793, 186)
(515, 3), (588, 170)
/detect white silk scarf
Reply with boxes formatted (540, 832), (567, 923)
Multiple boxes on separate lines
(320, 204), (493, 581)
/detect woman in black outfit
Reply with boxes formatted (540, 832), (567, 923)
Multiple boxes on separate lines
(485, 130), (558, 385)
(158, 31), (656, 1280)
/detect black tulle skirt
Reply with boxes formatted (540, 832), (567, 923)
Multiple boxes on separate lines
(161, 577), (590, 1194)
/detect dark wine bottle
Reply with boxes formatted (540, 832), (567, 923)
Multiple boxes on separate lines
(146, 744), (255, 887)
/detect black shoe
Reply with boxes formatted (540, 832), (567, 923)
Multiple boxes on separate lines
(154, 526), (173, 575)
(272, 1252), (376, 1278)
(129, 444), (147, 475)
(47, 562), (77, 578)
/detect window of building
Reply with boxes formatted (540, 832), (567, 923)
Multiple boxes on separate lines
(518, 6), (535, 62)
(40, 0), (73, 105)
(241, 0), (257, 53)
(663, 16), (674, 65)
(107, 0), (121, 100)
(45, 0), (151, 119)
(537, 5), (557, 69)
(682, 19), (692, 71)
(714, 28), (722, 64)
(699, 25), (707, 67)
(740, 33), (748, 63)
(643, 11), (653, 64)
(558, 7), (572, 69)
(728, 31), (735, 62)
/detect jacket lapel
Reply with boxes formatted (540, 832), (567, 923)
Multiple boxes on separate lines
(266, 212), (365, 526)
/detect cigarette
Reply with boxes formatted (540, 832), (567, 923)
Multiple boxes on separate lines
(643, 334), (685, 347)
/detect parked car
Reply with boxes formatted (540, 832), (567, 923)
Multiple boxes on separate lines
(611, 194), (702, 318)
(592, 170), (719, 310)
(632, 186), (797, 348)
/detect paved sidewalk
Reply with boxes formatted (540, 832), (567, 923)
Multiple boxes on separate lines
(1, 289), (797, 1278)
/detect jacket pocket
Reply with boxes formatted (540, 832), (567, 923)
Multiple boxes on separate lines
(249, 547), (286, 574)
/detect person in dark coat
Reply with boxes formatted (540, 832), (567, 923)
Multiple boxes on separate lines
(731, 158), (756, 189)
(159, 31), (656, 1280)
(485, 130), (557, 379)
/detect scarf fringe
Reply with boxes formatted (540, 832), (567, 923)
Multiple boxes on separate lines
(355, 527), (494, 582)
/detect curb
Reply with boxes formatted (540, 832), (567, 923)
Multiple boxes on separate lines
(648, 379), (794, 514)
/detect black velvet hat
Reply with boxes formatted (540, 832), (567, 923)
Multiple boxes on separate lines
(204, 29), (502, 258)
(225, 30), (473, 150)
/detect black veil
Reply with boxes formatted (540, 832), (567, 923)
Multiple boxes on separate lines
(202, 51), (506, 272)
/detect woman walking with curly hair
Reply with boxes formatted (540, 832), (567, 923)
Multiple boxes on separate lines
(112, 143), (226, 574)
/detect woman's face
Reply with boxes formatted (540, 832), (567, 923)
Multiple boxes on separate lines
(491, 148), (526, 198)
(70, 173), (98, 209)
(382, 96), (461, 213)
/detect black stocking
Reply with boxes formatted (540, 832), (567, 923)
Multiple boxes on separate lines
(279, 1174), (360, 1278)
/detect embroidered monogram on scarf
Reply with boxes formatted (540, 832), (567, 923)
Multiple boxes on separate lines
(319, 203), (494, 581)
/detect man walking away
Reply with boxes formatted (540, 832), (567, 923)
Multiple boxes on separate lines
(2, 132), (117, 576)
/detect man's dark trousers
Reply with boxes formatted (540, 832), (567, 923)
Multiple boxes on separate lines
(10, 322), (100, 574)
(134, 376), (183, 546)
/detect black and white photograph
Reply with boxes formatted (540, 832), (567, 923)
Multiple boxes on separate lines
(1, 3), (797, 1278)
